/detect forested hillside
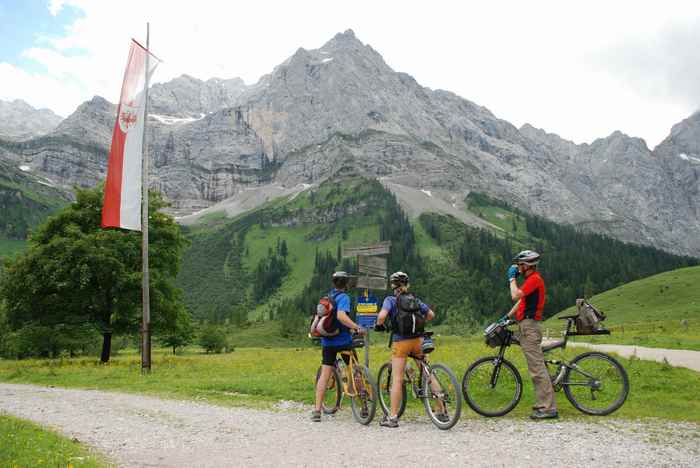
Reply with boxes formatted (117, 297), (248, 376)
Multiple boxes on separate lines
(176, 178), (390, 323)
(0, 160), (69, 259)
(176, 178), (697, 336)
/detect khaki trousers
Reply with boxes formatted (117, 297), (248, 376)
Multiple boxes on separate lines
(518, 319), (556, 411)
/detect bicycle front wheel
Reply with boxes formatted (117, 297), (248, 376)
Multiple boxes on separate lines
(350, 365), (378, 425)
(422, 363), (462, 430)
(377, 362), (407, 418)
(563, 352), (629, 415)
(462, 357), (522, 417)
(315, 365), (341, 414)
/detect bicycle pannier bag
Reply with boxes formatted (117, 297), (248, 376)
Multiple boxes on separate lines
(309, 292), (341, 337)
(575, 299), (606, 334)
(484, 322), (511, 347)
(393, 292), (425, 337)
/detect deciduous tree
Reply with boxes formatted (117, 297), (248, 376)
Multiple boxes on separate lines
(0, 186), (190, 362)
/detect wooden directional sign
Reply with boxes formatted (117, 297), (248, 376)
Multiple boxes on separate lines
(358, 255), (388, 277)
(342, 241), (391, 258)
(356, 275), (387, 290)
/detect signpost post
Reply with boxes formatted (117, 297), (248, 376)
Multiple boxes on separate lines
(343, 241), (391, 368)
(356, 293), (378, 368)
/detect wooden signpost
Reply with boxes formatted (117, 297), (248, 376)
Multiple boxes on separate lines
(342, 241), (391, 367)
(358, 255), (387, 277)
(356, 275), (387, 290)
(342, 241), (391, 258)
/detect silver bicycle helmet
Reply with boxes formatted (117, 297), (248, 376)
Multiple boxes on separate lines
(512, 250), (541, 266)
(332, 271), (350, 288)
(389, 271), (409, 288)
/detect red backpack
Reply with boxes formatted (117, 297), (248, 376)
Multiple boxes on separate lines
(309, 291), (342, 337)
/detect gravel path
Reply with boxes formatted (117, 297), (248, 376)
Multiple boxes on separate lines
(568, 342), (700, 372)
(1, 384), (698, 467)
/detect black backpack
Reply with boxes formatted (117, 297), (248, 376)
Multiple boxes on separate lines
(392, 292), (426, 337)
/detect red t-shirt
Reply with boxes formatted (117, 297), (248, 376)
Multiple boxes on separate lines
(516, 271), (545, 321)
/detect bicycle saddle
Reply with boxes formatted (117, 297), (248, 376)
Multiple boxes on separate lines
(422, 331), (434, 338)
(541, 339), (566, 352)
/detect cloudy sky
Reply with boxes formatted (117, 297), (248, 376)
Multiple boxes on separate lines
(1, 0), (699, 148)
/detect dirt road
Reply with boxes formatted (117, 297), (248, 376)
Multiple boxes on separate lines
(568, 342), (700, 372)
(1, 383), (698, 467)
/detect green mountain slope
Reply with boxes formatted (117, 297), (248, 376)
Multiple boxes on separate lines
(176, 178), (397, 322)
(558, 265), (700, 325)
(176, 180), (697, 343)
(0, 160), (70, 259)
(553, 266), (700, 350)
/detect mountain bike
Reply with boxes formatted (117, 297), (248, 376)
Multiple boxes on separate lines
(376, 332), (462, 430)
(315, 335), (378, 425)
(462, 316), (629, 417)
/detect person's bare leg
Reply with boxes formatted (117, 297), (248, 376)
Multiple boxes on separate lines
(315, 364), (335, 412)
(390, 356), (407, 418)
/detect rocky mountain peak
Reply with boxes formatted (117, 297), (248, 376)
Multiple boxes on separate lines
(149, 74), (248, 118)
(51, 95), (116, 151)
(331, 28), (359, 43)
(0, 99), (64, 141)
(3, 30), (700, 257)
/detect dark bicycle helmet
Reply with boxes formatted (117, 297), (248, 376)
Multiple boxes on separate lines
(512, 250), (541, 266)
(332, 271), (350, 288)
(389, 271), (409, 288)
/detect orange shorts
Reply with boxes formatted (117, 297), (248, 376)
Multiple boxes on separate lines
(391, 337), (423, 359)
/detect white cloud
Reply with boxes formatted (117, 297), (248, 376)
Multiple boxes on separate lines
(2, 0), (699, 147)
(48, 0), (66, 16)
(0, 63), (83, 116)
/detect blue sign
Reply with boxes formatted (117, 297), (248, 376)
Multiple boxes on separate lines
(356, 295), (378, 328)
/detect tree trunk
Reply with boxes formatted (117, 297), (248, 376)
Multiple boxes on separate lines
(100, 332), (112, 363)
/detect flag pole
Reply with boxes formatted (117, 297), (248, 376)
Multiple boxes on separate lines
(141, 22), (152, 373)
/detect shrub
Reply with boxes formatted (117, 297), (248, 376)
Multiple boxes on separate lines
(198, 325), (229, 354)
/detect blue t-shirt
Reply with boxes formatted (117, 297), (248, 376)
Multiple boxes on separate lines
(320, 289), (353, 347)
(381, 295), (430, 341)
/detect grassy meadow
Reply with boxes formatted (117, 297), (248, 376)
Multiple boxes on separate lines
(1, 335), (699, 423)
(0, 413), (109, 468)
(553, 265), (700, 350)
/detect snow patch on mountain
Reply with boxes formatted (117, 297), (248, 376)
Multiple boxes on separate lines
(150, 114), (204, 125)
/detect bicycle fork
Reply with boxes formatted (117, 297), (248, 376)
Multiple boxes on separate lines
(489, 345), (509, 388)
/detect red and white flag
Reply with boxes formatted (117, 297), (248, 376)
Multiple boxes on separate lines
(102, 40), (159, 231)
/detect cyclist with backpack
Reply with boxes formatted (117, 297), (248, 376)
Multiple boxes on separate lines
(375, 271), (435, 428)
(504, 250), (558, 420)
(311, 271), (366, 422)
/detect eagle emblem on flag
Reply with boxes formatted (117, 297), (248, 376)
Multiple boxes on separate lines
(118, 100), (139, 133)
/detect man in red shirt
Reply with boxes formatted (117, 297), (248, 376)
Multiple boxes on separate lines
(505, 250), (558, 419)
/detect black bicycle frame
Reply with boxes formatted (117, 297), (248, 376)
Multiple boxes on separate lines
(489, 342), (509, 388)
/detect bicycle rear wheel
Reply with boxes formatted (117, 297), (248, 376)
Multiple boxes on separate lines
(422, 363), (462, 430)
(462, 357), (522, 417)
(377, 362), (407, 418)
(350, 365), (378, 425)
(315, 365), (342, 414)
(563, 352), (629, 415)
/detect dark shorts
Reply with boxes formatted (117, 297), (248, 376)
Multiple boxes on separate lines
(322, 345), (352, 366)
